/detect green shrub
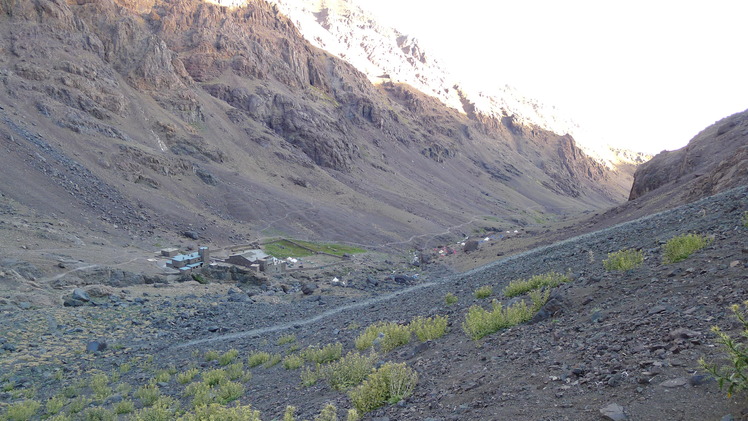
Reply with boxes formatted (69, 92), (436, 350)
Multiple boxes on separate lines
(323, 351), (377, 391)
(180, 403), (261, 421)
(132, 397), (178, 421)
(663, 233), (711, 263)
(743, 211), (748, 228)
(119, 362), (132, 374)
(45, 395), (66, 415)
(89, 373), (112, 400)
(355, 322), (411, 352)
(463, 289), (549, 340)
(409, 315), (448, 341)
(204, 350), (220, 362)
(81, 406), (115, 421)
(153, 369), (171, 384)
(218, 349), (239, 366)
(315, 403), (338, 421)
(247, 351), (271, 368)
(701, 302), (748, 397)
(277, 334), (297, 346)
(301, 365), (320, 387)
(283, 354), (305, 370)
(3, 399), (41, 421)
(67, 396), (89, 414)
(263, 353), (282, 368)
(503, 272), (570, 298)
(603, 249), (644, 271)
(284, 405), (297, 421)
(225, 362), (248, 381)
(134, 383), (161, 407)
(202, 369), (227, 386)
(184, 382), (212, 408)
(114, 399), (135, 414)
(216, 380), (244, 404)
(444, 293), (458, 305)
(474, 285), (493, 299)
(348, 362), (418, 414)
(177, 368), (199, 384)
(303, 343), (343, 364)
(346, 409), (360, 421)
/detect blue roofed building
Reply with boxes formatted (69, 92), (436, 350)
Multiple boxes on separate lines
(166, 246), (210, 273)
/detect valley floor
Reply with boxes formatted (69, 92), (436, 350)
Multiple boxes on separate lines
(1, 187), (747, 420)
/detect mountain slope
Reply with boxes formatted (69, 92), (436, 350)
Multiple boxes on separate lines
(0, 0), (628, 252)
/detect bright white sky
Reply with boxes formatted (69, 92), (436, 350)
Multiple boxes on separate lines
(360, 1), (748, 154)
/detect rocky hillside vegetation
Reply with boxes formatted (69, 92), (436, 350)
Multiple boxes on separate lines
(0, 0), (631, 252)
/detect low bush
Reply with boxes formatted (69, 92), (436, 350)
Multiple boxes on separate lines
(324, 351), (377, 391)
(277, 334), (297, 346)
(81, 407), (115, 421)
(409, 315), (448, 341)
(743, 211), (748, 228)
(300, 365), (320, 387)
(701, 302), (748, 397)
(3, 400), (41, 421)
(134, 383), (161, 407)
(283, 354), (304, 370)
(603, 249), (644, 271)
(216, 380), (244, 404)
(132, 397), (178, 421)
(474, 285), (493, 299)
(663, 233), (711, 263)
(355, 322), (411, 352)
(218, 349), (239, 366)
(204, 350), (219, 362)
(263, 353), (282, 368)
(89, 372), (112, 400)
(202, 369), (227, 387)
(314, 403), (338, 421)
(45, 395), (66, 415)
(348, 362), (418, 414)
(444, 293), (458, 305)
(303, 343), (343, 364)
(463, 289), (549, 340)
(503, 272), (570, 298)
(248, 351), (271, 368)
(225, 362), (249, 381)
(283, 405), (297, 421)
(177, 368), (199, 384)
(180, 404), (261, 421)
(113, 399), (135, 415)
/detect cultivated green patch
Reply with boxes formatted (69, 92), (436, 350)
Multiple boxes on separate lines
(264, 239), (366, 258)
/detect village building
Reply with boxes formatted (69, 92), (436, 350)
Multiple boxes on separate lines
(166, 246), (210, 273)
(225, 249), (286, 274)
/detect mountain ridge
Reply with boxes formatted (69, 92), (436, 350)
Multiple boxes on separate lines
(0, 0), (629, 252)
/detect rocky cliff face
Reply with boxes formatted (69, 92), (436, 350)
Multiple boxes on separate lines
(0, 0), (630, 247)
(629, 109), (748, 202)
(266, 0), (644, 170)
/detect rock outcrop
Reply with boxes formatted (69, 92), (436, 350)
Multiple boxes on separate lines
(629, 108), (748, 202)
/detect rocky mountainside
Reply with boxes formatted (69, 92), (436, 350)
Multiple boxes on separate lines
(266, 0), (649, 170)
(0, 0), (630, 254)
(630, 108), (748, 203)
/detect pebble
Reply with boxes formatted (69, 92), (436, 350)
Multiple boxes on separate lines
(600, 403), (627, 420)
(660, 377), (688, 388)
